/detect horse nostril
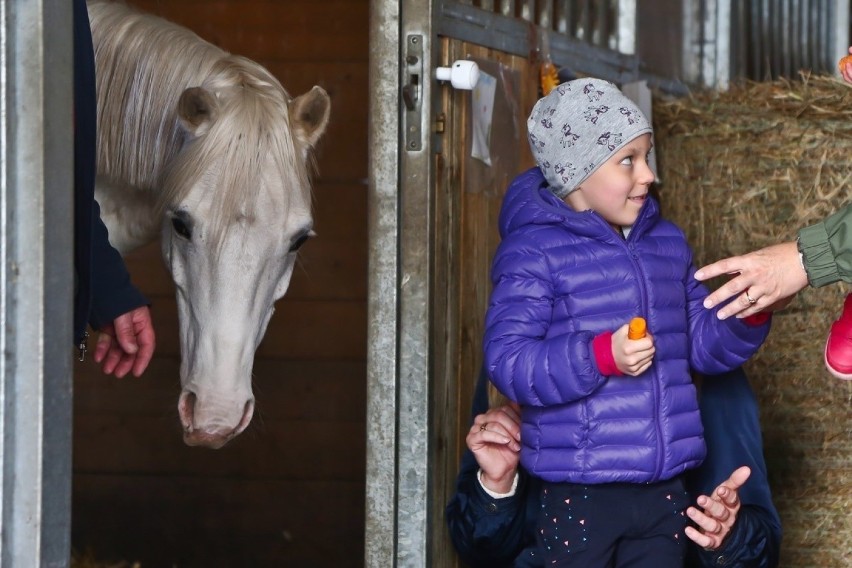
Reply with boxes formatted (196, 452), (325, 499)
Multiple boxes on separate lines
(234, 398), (255, 435)
(178, 391), (197, 431)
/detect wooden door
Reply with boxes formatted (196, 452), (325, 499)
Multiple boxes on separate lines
(429, 36), (538, 567)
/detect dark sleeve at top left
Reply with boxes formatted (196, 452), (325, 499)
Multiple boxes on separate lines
(74, 0), (147, 333)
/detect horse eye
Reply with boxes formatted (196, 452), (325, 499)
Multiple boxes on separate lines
(172, 216), (192, 239)
(289, 233), (310, 252)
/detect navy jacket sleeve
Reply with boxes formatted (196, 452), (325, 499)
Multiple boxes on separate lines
(87, 199), (148, 331)
(73, 0), (147, 340)
(686, 368), (782, 568)
(445, 371), (535, 567)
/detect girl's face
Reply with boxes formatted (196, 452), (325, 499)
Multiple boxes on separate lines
(564, 133), (655, 229)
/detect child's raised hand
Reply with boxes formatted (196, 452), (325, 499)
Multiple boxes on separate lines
(612, 321), (655, 376)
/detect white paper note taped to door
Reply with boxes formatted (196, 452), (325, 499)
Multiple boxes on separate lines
(471, 70), (496, 166)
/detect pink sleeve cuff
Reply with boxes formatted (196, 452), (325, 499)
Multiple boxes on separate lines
(743, 312), (771, 326)
(592, 331), (623, 377)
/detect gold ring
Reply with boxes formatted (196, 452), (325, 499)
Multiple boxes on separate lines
(745, 290), (757, 305)
(479, 424), (487, 432)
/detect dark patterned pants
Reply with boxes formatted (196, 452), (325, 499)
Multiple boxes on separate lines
(537, 476), (689, 567)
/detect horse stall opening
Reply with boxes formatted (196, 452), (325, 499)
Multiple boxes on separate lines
(72, 1), (368, 566)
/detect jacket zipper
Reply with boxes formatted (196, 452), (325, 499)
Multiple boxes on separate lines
(77, 330), (89, 362)
(592, 211), (665, 479)
(624, 238), (664, 479)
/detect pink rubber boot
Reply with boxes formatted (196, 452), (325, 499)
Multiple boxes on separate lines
(825, 292), (852, 380)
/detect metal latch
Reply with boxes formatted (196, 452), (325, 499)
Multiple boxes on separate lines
(403, 35), (423, 151)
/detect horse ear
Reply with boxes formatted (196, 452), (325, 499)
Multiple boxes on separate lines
(178, 87), (219, 137)
(289, 86), (331, 149)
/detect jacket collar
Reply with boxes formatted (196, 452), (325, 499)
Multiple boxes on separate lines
(500, 167), (660, 242)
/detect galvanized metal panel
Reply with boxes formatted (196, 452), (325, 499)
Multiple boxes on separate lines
(365, 0), (402, 565)
(395, 0), (437, 565)
(0, 0), (74, 566)
(618, 0), (637, 54)
(703, 0), (849, 85)
(366, 0), (439, 566)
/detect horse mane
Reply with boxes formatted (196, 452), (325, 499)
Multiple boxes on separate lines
(89, 0), (312, 244)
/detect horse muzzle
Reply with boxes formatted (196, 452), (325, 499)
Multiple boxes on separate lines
(178, 390), (255, 449)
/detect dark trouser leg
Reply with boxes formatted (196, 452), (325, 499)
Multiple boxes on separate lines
(615, 477), (689, 568)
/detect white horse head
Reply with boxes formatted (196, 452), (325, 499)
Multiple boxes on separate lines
(88, 0), (330, 448)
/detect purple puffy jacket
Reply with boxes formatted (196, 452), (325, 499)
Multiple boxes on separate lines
(484, 168), (770, 484)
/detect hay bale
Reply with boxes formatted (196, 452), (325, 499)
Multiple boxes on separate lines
(654, 73), (852, 568)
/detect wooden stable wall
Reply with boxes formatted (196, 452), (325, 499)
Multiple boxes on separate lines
(72, 1), (368, 566)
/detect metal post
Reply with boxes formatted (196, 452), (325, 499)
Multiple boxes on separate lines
(681, 0), (701, 84)
(367, 0), (438, 564)
(714, 0), (731, 89)
(365, 0), (401, 564)
(697, 0), (719, 87)
(395, 0), (435, 564)
(0, 1), (74, 567)
(617, 0), (637, 54)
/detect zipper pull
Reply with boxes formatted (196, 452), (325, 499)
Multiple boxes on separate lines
(77, 330), (89, 362)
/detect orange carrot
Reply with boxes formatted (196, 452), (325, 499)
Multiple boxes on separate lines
(628, 317), (647, 340)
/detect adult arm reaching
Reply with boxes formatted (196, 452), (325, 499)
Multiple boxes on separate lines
(694, 242), (804, 319)
(695, 204), (852, 319)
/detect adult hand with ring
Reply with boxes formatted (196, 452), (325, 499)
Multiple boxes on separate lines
(467, 402), (523, 494)
(695, 241), (807, 320)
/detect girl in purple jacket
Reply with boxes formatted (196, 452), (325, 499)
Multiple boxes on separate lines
(483, 78), (771, 567)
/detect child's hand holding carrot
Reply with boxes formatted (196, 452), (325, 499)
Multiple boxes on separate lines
(612, 317), (655, 376)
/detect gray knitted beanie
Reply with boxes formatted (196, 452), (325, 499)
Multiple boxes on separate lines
(527, 78), (652, 199)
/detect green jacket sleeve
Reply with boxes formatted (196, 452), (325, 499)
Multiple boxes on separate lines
(797, 203), (852, 287)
